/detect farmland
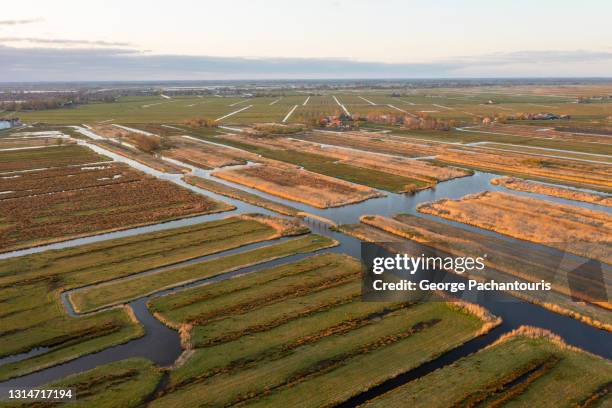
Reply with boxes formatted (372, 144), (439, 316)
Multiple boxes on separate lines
(3, 358), (162, 408)
(417, 191), (612, 264)
(434, 149), (612, 192)
(183, 175), (300, 216)
(342, 213), (612, 329)
(367, 124), (612, 156)
(69, 233), (335, 313)
(6, 85), (611, 140)
(363, 327), (612, 408)
(0, 215), (305, 380)
(475, 142), (612, 163)
(491, 177), (612, 207)
(213, 163), (383, 208)
(296, 130), (444, 158)
(0, 160), (230, 252)
(1, 80), (611, 406)
(192, 130), (434, 192)
(88, 138), (188, 173)
(0, 144), (106, 173)
(224, 131), (471, 185)
(0, 136), (72, 149)
(472, 123), (612, 145)
(144, 253), (498, 407)
(164, 136), (257, 169)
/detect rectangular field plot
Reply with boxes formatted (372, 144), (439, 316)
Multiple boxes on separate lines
(0, 136), (73, 150)
(292, 95), (343, 122)
(0, 144), (107, 172)
(478, 142), (612, 162)
(473, 123), (612, 146)
(492, 177), (612, 207)
(88, 139), (188, 174)
(296, 131), (443, 158)
(70, 233), (335, 312)
(376, 126), (612, 157)
(146, 253), (498, 407)
(194, 131), (431, 192)
(435, 148), (612, 191)
(364, 328), (612, 408)
(213, 163), (383, 208)
(0, 215), (298, 379)
(0, 162), (142, 199)
(221, 96), (307, 124)
(0, 160), (231, 252)
(184, 175), (300, 216)
(417, 191), (612, 264)
(292, 132), (471, 184)
(164, 136), (258, 169)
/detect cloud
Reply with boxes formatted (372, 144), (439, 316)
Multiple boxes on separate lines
(0, 18), (43, 26)
(0, 37), (133, 47)
(0, 45), (610, 81)
(454, 49), (612, 65)
(0, 45), (458, 81)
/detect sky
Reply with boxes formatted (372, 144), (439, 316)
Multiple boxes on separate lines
(1, 0), (611, 81)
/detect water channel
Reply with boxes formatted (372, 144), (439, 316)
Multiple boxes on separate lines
(0, 127), (609, 404)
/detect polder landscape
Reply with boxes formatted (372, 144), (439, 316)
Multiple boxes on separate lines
(0, 79), (611, 408)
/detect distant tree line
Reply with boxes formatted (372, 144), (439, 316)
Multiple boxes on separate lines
(0, 93), (116, 111)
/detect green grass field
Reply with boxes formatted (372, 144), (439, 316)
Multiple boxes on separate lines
(12, 95), (325, 125)
(11, 89), (611, 129)
(364, 124), (612, 155)
(70, 233), (336, 312)
(145, 253), (496, 407)
(3, 358), (162, 408)
(363, 329), (612, 408)
(0, 216), (295, 380)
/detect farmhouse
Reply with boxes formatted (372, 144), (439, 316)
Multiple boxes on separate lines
(320, 113), (356, 130)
